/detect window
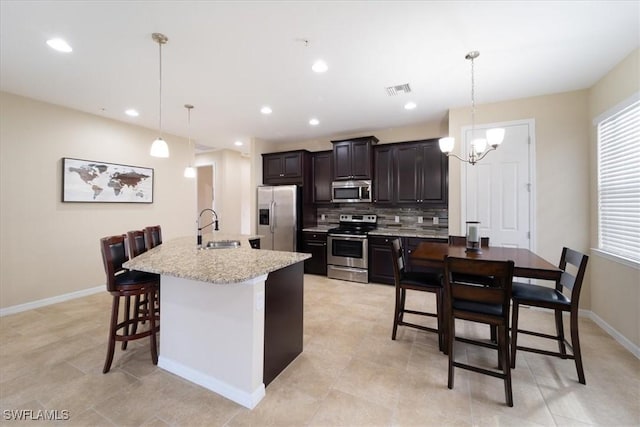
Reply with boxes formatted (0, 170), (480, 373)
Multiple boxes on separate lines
(597, 98), (640, 264)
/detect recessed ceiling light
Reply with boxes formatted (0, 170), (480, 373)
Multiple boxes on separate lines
(234, 141), (243, 146)
(46, 38), (72, 53)
(125, 109), (139, 117)
(404, 102), (417, 110)
(260, 106), (272, 115)
(309, 118), (319, 126)
(312, 60), (328, 73)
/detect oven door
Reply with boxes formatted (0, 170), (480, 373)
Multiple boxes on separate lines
(327, 235), (368, 269)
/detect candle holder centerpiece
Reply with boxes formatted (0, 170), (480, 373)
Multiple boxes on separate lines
(466, 221), (482, 254)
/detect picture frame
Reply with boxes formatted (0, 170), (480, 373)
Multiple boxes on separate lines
(62, 157), (154, 203)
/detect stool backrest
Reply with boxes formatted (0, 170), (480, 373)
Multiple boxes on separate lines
(389, 238), (407, 283)
(144, 225), (162, 249)
(100, 235), (128, 292)
(126, 230), (147, 258)
(558, 247), (589, 305)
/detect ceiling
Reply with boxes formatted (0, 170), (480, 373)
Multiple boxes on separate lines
(1, 1), (638, 153)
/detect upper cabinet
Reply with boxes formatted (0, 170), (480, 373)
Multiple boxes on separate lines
(311, 150), (333, 203)
(262, 150), (309, 185)
(373, 139), (448, 207)
(331, 136), (379, 180)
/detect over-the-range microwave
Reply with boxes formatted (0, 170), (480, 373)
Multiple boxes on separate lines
(331, 180), (372, 203)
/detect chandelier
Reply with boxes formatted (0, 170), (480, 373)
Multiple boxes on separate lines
(439, 51), (504, 165)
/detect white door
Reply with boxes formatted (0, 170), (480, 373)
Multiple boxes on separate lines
(462, 120), (534, 249)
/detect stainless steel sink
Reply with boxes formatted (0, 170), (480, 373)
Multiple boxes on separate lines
(203, 240), (241, 249)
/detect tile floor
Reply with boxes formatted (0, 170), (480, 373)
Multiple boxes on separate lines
(1, 274), (638, 426)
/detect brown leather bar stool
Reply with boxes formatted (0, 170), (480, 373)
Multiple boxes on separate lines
(100, 234), (160, 373)
(443, 256), (515, 406)
(390, 238), (444, 351)
(143, 225), (162, 249)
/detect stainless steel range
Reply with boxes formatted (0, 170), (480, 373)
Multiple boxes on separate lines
(327, 214), (377, 283)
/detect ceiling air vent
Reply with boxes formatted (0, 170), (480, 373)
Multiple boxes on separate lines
(386, 83), (411, 96)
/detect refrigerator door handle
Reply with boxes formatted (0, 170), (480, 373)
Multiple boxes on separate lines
(270, 201), (275, 233)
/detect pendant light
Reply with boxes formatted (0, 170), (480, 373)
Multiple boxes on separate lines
(184, 104), (196, 178)
(438, 51), (505, 165)
(150, 33), (169, 158)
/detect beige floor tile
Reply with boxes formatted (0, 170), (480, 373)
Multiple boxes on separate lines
(308, 389), (393, 427)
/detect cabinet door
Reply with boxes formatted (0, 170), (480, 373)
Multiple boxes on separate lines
(368, 236), (396, 285)
(373, 146), (394, 203)
(333, 141), (353, 180)
(419, 141), (447, 204)
(302, 232), (327, 275)
(350, 140), (372, 179)
(312, 151), (333, 203)
(283, 152), (303, 178)
(395, 144), (421, 203)
(264, 155), (284, 181)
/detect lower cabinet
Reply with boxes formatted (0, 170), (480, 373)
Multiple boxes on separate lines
(302, 232), (327, 275)
(403, 237), (448, 273)
(368, 235), (397, 285)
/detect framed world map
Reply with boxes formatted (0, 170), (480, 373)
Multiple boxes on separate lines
(62, 158), (154, 203)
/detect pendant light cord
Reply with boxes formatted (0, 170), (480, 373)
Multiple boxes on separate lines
(158, 40), (163, 138)
(470, 55), (475, 135)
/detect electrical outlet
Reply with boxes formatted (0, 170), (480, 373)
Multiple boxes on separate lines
(321, 214), (326, 221)
(417, 216), (423, 224)
(433, 216), (439, 225)
(395, 216), (400, 223)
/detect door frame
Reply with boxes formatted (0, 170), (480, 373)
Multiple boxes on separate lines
(459, 118), (537, 251)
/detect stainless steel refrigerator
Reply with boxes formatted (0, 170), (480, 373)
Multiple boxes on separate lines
(257, 185), (300, 251)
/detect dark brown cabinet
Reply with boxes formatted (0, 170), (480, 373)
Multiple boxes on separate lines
(372, 139), (448, 207)
(262, 150), (308, 185)
(368, 235), (397, 285)
(311, 150), (333, 203)
(302, 232), (327, 275)
(373, 145), (394, 204)
(332, 136), (378, 180)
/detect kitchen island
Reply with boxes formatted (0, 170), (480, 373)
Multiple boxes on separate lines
(123, 235), (310, 409)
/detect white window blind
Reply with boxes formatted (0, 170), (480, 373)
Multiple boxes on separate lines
(597, 99), (640, 263)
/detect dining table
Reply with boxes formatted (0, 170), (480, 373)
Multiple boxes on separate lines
(410, 242), (562, 282)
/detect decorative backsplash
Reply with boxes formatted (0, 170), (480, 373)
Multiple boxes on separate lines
(317, 205), (448, 236)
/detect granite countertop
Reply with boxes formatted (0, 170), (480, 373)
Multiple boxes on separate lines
(369, 228), (449, 239)
(302, 226), (332, 233)
(123, 234), (310, 284)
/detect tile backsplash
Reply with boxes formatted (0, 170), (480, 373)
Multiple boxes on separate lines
(317, 205), (448, 236)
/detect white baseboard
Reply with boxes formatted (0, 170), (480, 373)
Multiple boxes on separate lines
(0, 285), (103, 317)
(158, 356), (265, 409)
(581, 309), (640, 359)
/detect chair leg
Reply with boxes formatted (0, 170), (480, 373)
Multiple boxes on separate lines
(148, 289), (158, 365)
(399, 288), (407, 323)
(103, 295), (120, 374)
(392, 286), (402, 340)
(570, 309), (586, 385)
(499, 325), (513, 407)
(490, 325), (497, 343)
(447, 315), (455, 389)
(510, 301), (519, 369)
(436, 290), (444, 352)
(555, 309), (567, 357)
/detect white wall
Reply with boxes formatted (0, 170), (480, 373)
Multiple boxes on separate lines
(0, 92), (194, 309)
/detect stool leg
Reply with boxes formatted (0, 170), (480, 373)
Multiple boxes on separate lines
(392, 284), (401, 340)
(122, 296), (131, 350)
(447, 316), (455, 389)
(148, 289), (158, 365)
(555, 309), (567, 357)
(570, 309), (586, 385)
(103, 295), (120, 374)
(510, 301), (520, 369)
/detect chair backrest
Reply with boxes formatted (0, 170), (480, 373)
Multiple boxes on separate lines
(100, 235), (128, 292)
(144, 225), (162, 249)
(444, 256), (514, 319)
(389, 238), (407, 285)
(126, 230), (147, 258)
(558, 247), (589, 305)
(448, 235), (490, 247)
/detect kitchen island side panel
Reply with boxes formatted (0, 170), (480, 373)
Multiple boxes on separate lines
(263, 261), (304, 386)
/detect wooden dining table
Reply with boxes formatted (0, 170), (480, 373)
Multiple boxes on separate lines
(410, 242), (562, 282)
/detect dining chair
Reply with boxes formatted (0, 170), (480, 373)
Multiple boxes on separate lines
(390, 238), (444, 351)
(448, 235), (490, 247)
(100, 234), (160, 373)
(443, 256), (515, 407)
(144, 225), (162, 249)
(510, 247), (589, 384)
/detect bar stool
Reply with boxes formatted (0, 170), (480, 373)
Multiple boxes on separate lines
(143, 225), (162, 249)
(100, 234), (160, 373)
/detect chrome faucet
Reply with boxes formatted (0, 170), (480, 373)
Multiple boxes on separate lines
(197, 208), (219, 246)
